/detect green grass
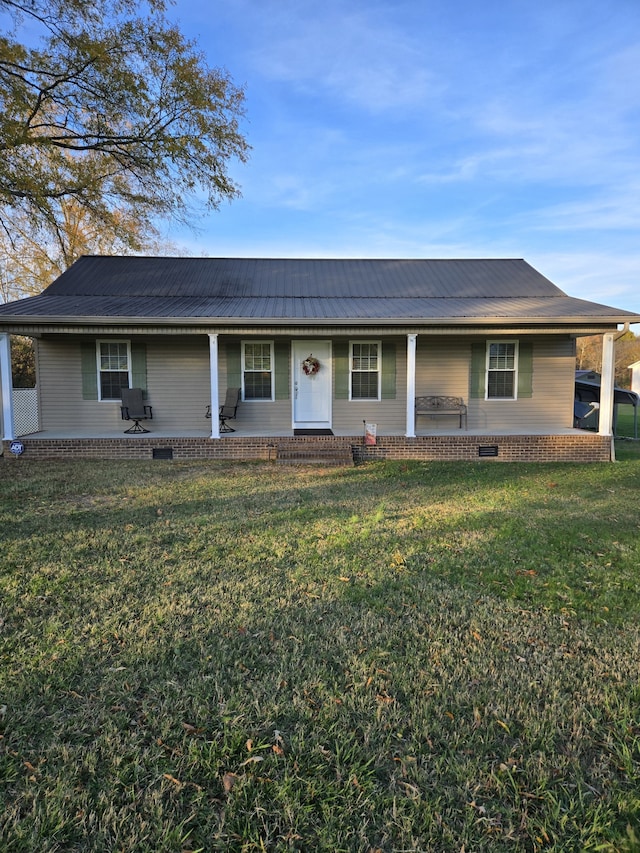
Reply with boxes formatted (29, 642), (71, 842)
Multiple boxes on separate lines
(616, 404), (639, 439)
(1, 446), (639, 852)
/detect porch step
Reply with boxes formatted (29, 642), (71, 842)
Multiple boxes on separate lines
(276, 439), (354, 467)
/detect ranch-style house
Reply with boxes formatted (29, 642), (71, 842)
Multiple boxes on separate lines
(0, 256), (638, 463)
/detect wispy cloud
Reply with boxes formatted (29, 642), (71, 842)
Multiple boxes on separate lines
(242, 1), (443, 113)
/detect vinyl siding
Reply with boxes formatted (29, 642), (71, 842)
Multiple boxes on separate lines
(35, 332), (576, 436)
(332, 337), (406, 434)
(39, 336), (212, 433)
(465, 335), (575, 431)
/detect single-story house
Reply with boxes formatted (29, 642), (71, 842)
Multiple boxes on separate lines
(0, 256), (638, 463)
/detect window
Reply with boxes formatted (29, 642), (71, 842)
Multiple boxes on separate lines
(487, 341), (518, 399)
(350, 341), (380, 400)
(97, 340), (131, 401)
(242, 341), (274, 400)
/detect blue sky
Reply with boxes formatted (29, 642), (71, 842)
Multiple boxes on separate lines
(166, 0), (640, 320)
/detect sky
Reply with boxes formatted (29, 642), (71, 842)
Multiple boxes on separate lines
(163, 0), (640, 320)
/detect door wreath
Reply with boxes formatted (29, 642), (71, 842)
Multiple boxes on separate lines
(302, 355), (320, 376)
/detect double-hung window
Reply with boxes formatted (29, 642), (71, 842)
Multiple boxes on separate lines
(350, 341), (381, 400)
(242, 341), (274, 401)
(487, 341), (518, 399)
(97, 340), (131, 401)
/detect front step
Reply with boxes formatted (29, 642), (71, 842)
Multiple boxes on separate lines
(276, 439), (354, 467)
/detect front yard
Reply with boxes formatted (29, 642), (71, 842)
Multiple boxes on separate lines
(1, 445), (639, 851)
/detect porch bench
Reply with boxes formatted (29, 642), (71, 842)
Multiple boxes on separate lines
(415, 395), (467, 429)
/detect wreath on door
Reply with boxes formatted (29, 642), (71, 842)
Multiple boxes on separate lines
(301, 354), (321, 376)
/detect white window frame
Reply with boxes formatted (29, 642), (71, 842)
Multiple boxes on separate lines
(349, 340), (381, 401)
(241, 340), (275, 402)
(96, 339), (132, 402)
(486, 340), (519, 400)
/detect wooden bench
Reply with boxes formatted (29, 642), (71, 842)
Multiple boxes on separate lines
(415, 395), (467, 429)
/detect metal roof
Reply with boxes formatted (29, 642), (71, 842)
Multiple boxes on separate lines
(0, 256), (638, 326)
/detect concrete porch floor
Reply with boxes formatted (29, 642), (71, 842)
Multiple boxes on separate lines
(15, 426), (586, 440)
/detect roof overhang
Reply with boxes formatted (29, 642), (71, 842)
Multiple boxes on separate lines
(0, 314), (631, 336)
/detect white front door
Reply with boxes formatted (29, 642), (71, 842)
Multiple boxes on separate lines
(292, 340), (332, 430)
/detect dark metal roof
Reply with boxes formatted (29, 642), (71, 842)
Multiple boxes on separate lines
(0, 256), (638, 325)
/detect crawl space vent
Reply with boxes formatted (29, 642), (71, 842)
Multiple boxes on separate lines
(478, 445), (499, 458)
(152, 447), (174, 460)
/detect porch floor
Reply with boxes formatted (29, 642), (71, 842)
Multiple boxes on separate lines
(17, 426), (586, 440)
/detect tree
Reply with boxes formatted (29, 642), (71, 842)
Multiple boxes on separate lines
(0, 0), (249, 293)
(576, 332), (640, 389)
(10, 335), (35, 387)
(0, 196), (179, 300)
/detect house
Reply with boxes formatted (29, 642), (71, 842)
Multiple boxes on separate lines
(0, 256), (638, 463)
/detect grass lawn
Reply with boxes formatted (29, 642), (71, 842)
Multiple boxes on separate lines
(1, 443), (639, 852)
(616, 405), (639, 440)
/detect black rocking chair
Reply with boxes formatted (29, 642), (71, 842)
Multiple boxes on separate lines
(120, 388), (153, 433)
(206, 387), (240, 433)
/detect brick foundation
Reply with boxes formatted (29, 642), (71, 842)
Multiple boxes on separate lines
(2, 433), (612, 463)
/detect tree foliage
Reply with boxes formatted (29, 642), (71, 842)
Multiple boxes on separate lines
(10, 335), (35, 387)
(576, 331), (640, 389)
(0, 0), (249, 294)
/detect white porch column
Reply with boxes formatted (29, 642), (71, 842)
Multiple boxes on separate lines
(0, 333), (15, 441)
(405, 333), (417, 438)
(599, 332), (615, 439)
(208, 333), (220, 440)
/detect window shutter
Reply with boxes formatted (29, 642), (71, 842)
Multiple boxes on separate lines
(81, 342), (98, 400)
(131, 343), (147, 394)
(333, 340), (349, 399)
(226, 340), (242, 388)
(381, 341), (396, 399)
(470, 342), (486, 399)
(518, 341), (533, 398)
(274, 340), (289, 400)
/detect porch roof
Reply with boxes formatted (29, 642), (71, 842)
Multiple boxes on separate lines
(0, 257), (638, 328)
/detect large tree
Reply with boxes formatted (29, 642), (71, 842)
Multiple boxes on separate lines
(0, 0), (249, 293)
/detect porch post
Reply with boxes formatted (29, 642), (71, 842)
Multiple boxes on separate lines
(208, 333), (220, 440)
(0, 333), (15, 441)
(406, 333), (417, 438)
(599, 331), (615, 453)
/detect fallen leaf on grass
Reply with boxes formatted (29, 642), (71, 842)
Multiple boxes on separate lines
(238, 756), (264, 767)
(397, 780), (420, 798)
(182, 722), (204, 735)
(222, 772), (238, 793)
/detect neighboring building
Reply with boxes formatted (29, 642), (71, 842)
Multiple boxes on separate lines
(0, 256), (638, 462)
